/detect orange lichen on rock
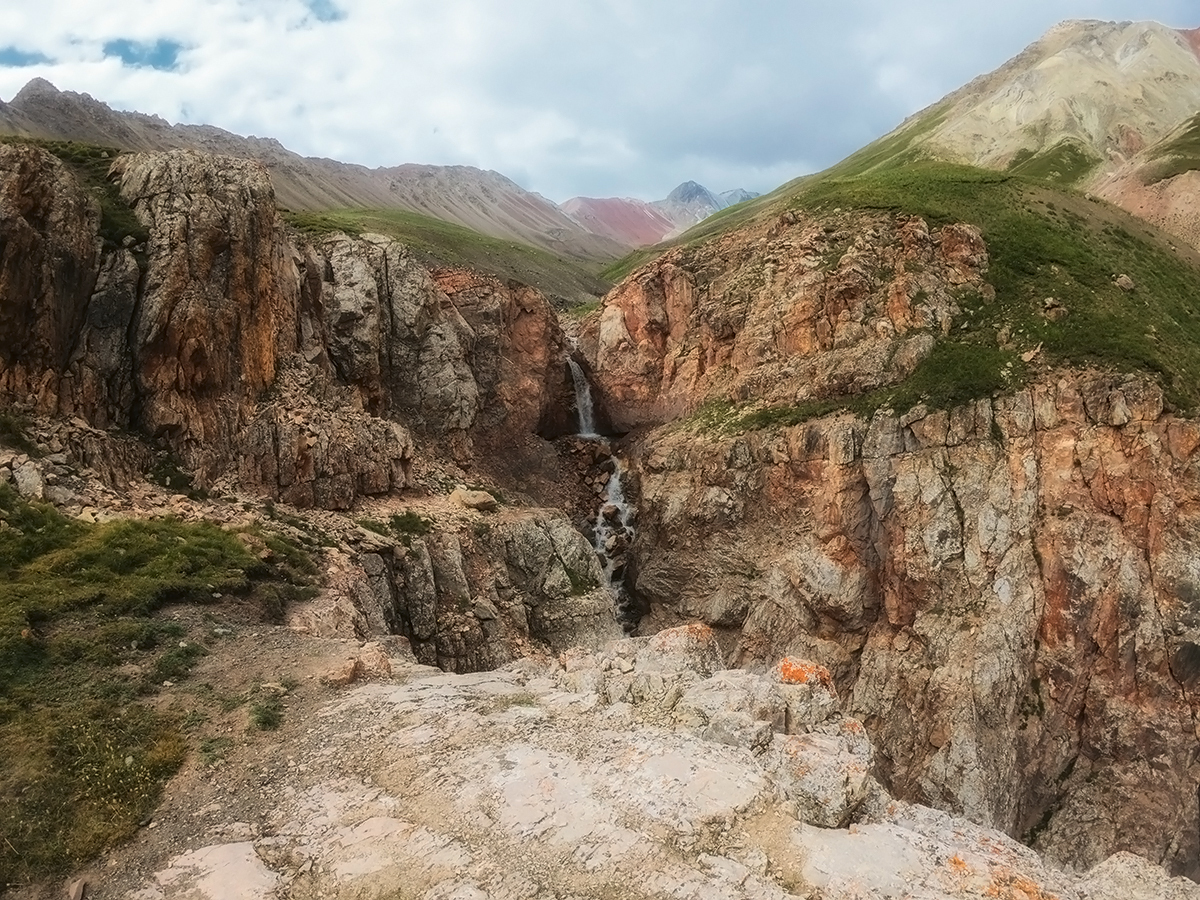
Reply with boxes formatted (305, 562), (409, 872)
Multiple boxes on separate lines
(984, 868), (1061, 900)
(948, 854), (970, 874)
(776, 657), (834, 689)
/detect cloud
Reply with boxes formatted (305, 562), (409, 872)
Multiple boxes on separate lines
(0, 0), (1196, 201)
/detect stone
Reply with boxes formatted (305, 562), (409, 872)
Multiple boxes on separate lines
(13, 461), (44, 500)
(767, 723), (873, 828)
(1115, 273), (1136, 291)
(449, 487), (499, 512)
(356, 642), (392, 679)
(321, 659), (360, 687)
(44, 485), (79, 505)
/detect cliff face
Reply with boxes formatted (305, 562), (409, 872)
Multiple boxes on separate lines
(582, 209), (989, 430)
(585, 213), (1200, 877)
(625, 374), (1199, 875)
(0, 146), (576, 509)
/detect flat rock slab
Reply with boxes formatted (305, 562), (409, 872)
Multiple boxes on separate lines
(113, 639), (1195, 900)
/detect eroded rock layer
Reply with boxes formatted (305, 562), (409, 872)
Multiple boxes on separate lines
(582, 210), (989, 430)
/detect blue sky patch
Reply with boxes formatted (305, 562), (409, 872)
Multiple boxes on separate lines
(304, 0), (346, 23)
(102, 38), (184, 71)
(0, 46), (52, 67)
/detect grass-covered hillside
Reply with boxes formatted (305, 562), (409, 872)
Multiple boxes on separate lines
(793, 162), (1200, 408)
(0, 484), (316, 885)
(284, 208), (612, 308)
(1142, 113), (1200, 184)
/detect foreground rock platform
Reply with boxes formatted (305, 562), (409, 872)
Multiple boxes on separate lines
(99, 626), (1194, 900)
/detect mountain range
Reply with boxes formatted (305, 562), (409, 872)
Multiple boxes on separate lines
(0, 77), (627, 263)
(0, 78), (756, 257)
(833, 19), (1200, 254)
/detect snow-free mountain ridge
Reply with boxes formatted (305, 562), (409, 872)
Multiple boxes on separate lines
(0, 77), (625, 264)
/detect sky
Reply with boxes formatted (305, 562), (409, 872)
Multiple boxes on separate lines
(0, 1), (1196, 203)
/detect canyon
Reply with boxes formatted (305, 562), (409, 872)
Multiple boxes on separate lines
(5, 15), (1200, 900)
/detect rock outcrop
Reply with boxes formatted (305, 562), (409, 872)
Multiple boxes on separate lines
(299, 510), (622, 672)
(581, 205), (1200, 877)
(0, 146), (578, 509)
(612, 367), (1200, 876)
(582, 210), (989, 430)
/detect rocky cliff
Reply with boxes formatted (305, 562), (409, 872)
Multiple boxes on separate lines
(4, 136), (1200, 894)
(582, 209), (989, 430)
(582, 205), (1200, 878)
(0, 144), (581, 510)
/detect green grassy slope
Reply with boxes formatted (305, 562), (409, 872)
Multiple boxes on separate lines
(1, 135), (148, 250)
(0, 484), (315, 884)
(796, 163), (1200, 411)
(284, 208), (612, 307)
(1142, 113), (1200, 184)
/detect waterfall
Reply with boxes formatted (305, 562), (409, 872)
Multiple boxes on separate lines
(568, 358), (600, 438)
(593, 458), (638, 631)
(564, 353), (638, 630)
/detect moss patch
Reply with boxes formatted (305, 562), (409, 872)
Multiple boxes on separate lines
(0, 484), (316, 884)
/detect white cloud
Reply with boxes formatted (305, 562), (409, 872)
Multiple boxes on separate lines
(1, 0), (1197, 201)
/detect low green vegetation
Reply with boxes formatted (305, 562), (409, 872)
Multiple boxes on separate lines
(1143, 113), (1200, 183)
(600, 247), (659, 284)
(820, 105), (949, 181)
(1006, 140), (1100, 186)
(147, 451), (207, 500)
(0, 484), (316, 884)
(684, 340), (1019, 436)
(356, 509), (434, 541)
(249, 695), (283, 731)
(283, 207), (612, 307)
(794, 162), (1200, 409)
(565, 299), (602, 319)
(0, 413), (41, 458)
(0, 135), (148, 250)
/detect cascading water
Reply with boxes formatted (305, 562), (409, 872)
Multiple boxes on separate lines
(567, 357), (599, 438)
(565, 355), (639, 631)
(593, 458), (638, 629)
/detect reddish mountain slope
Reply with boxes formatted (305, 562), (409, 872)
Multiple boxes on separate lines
(560, 196), (676, 247)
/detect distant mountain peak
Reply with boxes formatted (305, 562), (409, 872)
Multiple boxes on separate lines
(664, 181), (720, 206)
(11, 77), (61, 106)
